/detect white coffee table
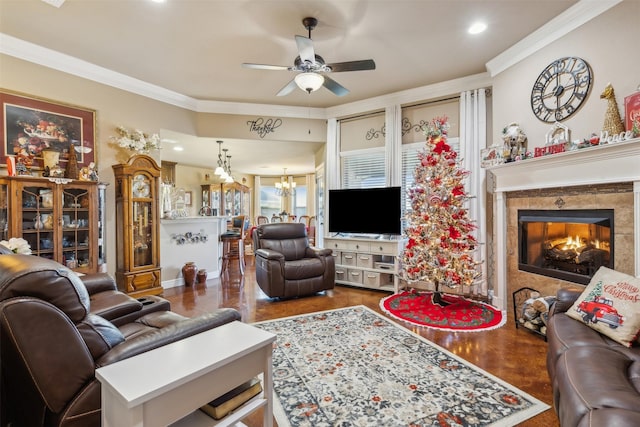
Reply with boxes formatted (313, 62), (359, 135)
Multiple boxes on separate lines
(96, 321), (276, 427)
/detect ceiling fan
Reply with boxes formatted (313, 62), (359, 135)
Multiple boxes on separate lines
(242, 17), (376, 97)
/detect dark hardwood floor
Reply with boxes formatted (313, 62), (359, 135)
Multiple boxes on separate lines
(163, 256), (559, 427)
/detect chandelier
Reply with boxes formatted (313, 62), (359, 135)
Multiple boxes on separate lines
(275, 168), (296, 196)
(213, 141), (234, 183)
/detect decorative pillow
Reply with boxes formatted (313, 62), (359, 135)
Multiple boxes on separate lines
(567, 267), (640, 347)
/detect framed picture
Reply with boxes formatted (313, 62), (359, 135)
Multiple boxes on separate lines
(184, 191), (192, 207)
(1, 90), (96, 170)
(480, 146), (504, 168)
(624, 91), (640, 136)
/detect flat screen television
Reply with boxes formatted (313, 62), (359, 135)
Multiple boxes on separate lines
(328, 187), (402, 236)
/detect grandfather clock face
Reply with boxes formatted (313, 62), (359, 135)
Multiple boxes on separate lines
(530, 57), (592, 123)
(131, 174), (150, 198)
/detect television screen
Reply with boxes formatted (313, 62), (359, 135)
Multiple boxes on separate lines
(328, 187), (402, 235)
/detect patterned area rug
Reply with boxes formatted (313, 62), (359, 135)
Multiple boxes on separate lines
(380, 290), (506, 332)
(253, 306), (548, 426)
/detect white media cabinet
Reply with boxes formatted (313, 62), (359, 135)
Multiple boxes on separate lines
(324, 236), (404, 293)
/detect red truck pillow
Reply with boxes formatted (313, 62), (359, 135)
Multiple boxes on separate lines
(567, 267), (640, 347)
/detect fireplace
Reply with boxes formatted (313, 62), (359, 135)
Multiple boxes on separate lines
(518, 209), (614, 285)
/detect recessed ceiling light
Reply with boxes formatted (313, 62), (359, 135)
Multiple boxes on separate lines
(150, 0), (166, 3)
(468, 22), (487, 35)
(173, 146), (184, 151)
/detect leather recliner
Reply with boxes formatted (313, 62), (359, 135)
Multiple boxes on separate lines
(253, 222), (334, 298)
(0, 254), (241, 427)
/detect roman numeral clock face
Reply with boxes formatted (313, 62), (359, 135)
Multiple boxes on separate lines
(530, 57), (592, 123)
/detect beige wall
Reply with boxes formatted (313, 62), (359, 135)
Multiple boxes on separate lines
(197, 113), (325, 142)
(492, 1), (640, 149)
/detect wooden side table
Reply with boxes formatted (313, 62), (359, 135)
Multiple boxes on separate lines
(96, 321), (276, 427)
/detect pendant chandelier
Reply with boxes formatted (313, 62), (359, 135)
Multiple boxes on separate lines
(213, 141), (234, 183)
(275, 168), (296, 196)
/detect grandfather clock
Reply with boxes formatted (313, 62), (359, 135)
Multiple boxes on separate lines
(112, 154), (162, 297)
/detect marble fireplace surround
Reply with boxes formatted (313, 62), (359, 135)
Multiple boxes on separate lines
(488, 138), (640, 310)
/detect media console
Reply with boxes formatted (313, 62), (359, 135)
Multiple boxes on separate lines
(323, 236), (405, 293)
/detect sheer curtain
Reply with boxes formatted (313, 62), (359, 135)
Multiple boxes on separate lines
(460, 89), (487, 296)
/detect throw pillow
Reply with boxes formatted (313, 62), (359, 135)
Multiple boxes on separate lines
(567, 267), (640, 347)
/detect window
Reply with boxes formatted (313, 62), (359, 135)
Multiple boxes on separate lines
(259, 186), (281, 218)
(341, 149), (386, 189)
(293, 185), (307, 218)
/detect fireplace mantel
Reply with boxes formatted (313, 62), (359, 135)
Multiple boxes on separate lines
(488, 137), (640, 193)
(487, 137), (640, 310)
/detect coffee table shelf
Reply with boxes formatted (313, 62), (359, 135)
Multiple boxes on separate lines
(170, 394), (265, 427)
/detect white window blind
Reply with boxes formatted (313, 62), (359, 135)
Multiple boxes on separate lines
(341, 148), (386, 189)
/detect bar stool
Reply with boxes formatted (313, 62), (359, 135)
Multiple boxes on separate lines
(220, 215), (246, 275)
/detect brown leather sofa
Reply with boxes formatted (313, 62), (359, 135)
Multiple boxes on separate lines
(0, 254), (241, 427)
(546, 288), (640, 426)
(253, 222), (334, 298)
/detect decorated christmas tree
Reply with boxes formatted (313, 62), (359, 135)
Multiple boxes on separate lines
(399, 116), (481, 306)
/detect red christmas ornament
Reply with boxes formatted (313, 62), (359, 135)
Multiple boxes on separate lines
(433, 140), (450, 154)
(452, 185), (465, 196)
(449, 226), (461, 239)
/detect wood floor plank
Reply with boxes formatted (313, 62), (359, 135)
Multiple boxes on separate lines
(163, 256), (558, 427)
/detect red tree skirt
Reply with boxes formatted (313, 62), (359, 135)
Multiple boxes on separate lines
(380, 290), (506, 332)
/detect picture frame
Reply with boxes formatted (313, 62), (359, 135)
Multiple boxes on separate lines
(480, 146), (504, 168)
(184, 191), (192, 207)
(1, 90), (96, 170)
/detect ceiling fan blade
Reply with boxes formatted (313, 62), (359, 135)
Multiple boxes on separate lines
(242, 63), (290, 71)
(326, 59), (376, 72)
(276, 79), (298, 96)
(323, 75), (350, 97)
(295, 35), (316, 65)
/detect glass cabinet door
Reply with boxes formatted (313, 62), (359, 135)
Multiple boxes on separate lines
(224, 188), (233, 216)
(62, 188), (92, 269)
(132, 200), (153, 267)
(201, 184), (221, 216)
(18, 183), (56, 260)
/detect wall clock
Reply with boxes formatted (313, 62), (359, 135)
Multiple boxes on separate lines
(530, 57), (592, 123)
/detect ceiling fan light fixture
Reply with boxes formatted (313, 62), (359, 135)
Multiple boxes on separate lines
(295, 72), (324, 93)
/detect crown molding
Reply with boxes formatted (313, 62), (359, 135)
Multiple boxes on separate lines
(0, 33), (200, 111)
(325, 73), (492, 119)
(0, 33), (323, 119)
(486, 0), (623, 77)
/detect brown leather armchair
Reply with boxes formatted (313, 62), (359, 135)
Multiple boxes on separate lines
(0, 254), (241, 427)
(253, 223), (334, 298)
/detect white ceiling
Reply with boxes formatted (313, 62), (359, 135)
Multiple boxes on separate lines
(0, 0), (581, 175)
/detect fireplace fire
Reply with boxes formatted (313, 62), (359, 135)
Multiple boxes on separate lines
(518, 209), (614, 285)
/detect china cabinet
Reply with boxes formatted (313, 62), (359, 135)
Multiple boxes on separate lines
(223, 181), (249, 217)
(112, 155), (162, 297)
(201, 182), (250, 217)
(0, 176), (99, 273)
(201, 183), (222, 216)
